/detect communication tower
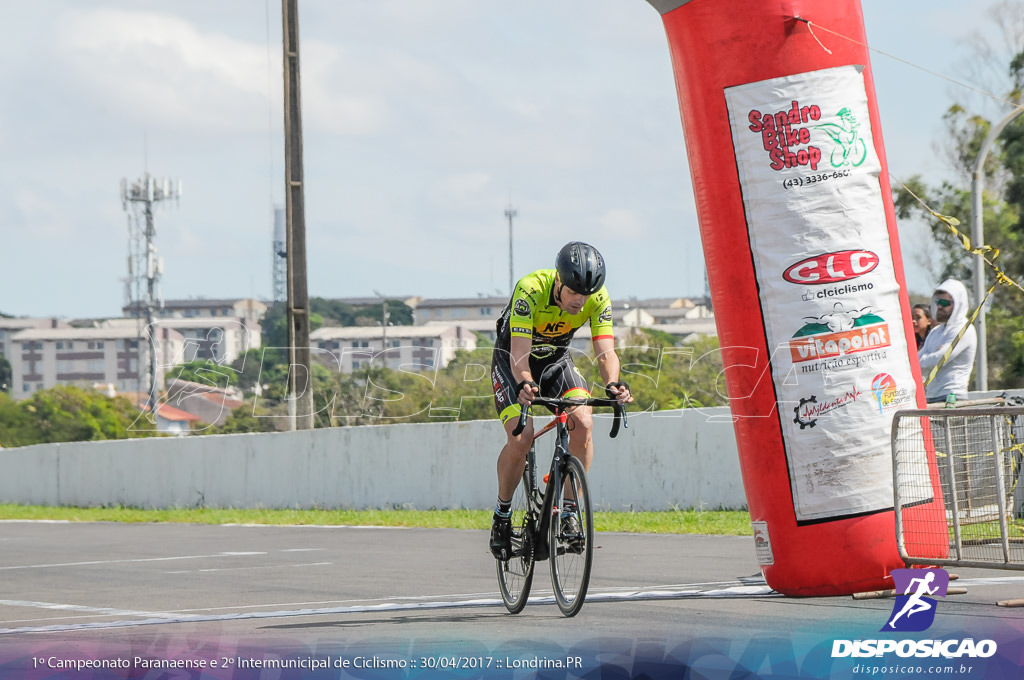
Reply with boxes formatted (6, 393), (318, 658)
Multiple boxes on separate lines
(121, 173), (181, 413)
(505, 204), (517, 296)
(272, 206), (287, 303)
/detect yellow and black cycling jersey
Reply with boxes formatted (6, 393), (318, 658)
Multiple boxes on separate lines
(494, 268), (613, 361)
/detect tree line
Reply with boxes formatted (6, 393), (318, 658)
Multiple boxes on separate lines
(894, 2), (1024, 387)
(0, 330), (727, 445)
(208, 332), (727, 434)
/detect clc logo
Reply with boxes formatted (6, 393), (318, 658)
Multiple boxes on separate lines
(783, 250), (879, 284)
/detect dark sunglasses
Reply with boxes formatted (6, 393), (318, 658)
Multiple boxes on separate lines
(933, 298), (952, 308)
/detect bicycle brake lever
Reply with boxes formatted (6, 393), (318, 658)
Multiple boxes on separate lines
(512, 405), (530, 437)
(609, 403), (626, 439)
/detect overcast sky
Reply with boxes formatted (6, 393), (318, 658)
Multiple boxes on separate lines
(0, 0), (1015, 319)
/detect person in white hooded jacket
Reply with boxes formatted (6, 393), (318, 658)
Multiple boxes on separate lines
(917, 278), (977, 403)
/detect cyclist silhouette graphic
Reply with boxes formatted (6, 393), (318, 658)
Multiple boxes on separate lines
(816, 107), (868, 168)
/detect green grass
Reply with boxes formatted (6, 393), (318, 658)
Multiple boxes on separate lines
(0, 504), (752, 536)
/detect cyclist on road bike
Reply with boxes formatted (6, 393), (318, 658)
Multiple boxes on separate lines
(489, 241), (633, 559)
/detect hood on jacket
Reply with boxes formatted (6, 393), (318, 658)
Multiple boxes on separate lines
(932, 278), (970, 328)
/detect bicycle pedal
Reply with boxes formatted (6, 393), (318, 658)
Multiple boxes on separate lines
(563, 538), (585, 553)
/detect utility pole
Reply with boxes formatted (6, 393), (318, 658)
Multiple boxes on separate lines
(970, 103), (1024, 392)
(505, 204), (517, 295)
(373, 290), (391, 369)
(121, 174), (180, 416)
(282, 0), (314, 429)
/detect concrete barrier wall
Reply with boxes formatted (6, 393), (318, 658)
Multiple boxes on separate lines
(0, 408), (746, 511)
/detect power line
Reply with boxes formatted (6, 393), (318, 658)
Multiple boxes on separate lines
(794, 17), (1019, 109)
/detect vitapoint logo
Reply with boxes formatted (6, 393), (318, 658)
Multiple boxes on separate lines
(831, 568), (997, 660)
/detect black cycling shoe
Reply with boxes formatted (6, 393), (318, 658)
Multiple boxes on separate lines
(489, 513), (512, 559)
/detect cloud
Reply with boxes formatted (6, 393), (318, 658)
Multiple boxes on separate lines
(8, 187), (66, 235)
(599, 208), (647, 238)
(56, 8), (274, 132)
(435, 172), (493, 201)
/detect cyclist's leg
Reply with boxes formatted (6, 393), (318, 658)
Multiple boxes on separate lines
(495, 419), (536, 613)
(491, 357), (533, 558)
(493, 357), (533, 500)
(497, 414), (533, 500)
(538, 358), (594, 518)
(566, 403), (594, 471)
(539, 358), (594, 471)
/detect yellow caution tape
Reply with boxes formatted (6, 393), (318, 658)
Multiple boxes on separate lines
(894, 179), (1024, 385)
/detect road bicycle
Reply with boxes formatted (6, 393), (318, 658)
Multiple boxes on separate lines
(496, 395), (627, 617)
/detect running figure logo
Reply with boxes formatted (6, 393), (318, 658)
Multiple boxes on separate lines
(882, 568), (950, 632)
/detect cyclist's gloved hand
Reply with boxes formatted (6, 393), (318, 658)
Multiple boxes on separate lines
(516, 380), (539, 405)
(605, 380), (633, 403)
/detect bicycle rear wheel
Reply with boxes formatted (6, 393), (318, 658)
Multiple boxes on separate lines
(549, 455), (593, 617)
(496, 467), (535, 614)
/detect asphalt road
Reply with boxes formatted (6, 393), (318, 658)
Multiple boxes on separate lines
(2, 521), (1024, 678)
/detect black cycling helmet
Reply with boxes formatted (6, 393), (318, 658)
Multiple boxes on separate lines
(555, 241), (606, 295)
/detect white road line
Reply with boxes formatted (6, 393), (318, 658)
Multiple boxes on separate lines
(7, 574), (1021, 635)
(955, 575), (1024, 587)
(170, 592), (506, 613)
(0, 600), (181, 619)
(219, 552), (267, 556)
(164, 562), (331, 574)
(0, 552), (269, 571)
(0, 585), (777, 635)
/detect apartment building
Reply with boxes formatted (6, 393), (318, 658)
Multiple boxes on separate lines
(10, 325), (185, 399)
(413, 297), (506, 325)
(0, 317), (68, 361)
(413, 295), (717, 350)
(310, 324), (477, 373)
(618, 297), (712, 327)
(424, 318), (498, 344)
(102, 317), (260, 366)
(123, 297), (267, 325)
(6, 293), (712, 399)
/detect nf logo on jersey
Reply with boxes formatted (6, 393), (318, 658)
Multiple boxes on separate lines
(541, 321), (568, 336)
(883, 568), (949, 632)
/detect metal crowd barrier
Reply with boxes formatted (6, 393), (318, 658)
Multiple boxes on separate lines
(892, 403), (1024, 570)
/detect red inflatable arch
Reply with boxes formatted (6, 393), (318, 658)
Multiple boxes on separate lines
(645, 0), (947, 595)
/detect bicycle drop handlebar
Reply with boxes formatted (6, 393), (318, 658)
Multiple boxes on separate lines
(511, 395), (628, 438)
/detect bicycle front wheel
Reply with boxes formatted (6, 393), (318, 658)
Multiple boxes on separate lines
(496, 468), (535, 614)
(549, 455), (594, 617)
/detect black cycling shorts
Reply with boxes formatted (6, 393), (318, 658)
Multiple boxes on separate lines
(491, 349), (591, 425)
